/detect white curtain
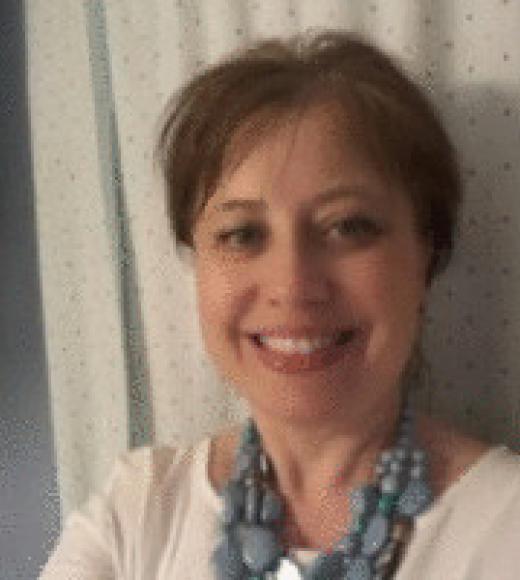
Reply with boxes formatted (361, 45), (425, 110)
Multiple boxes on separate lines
(27, 0), (520, 518)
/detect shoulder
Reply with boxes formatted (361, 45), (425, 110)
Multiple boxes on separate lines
(404, 416), (520, 577)
(103, 440), (205, 499)
(416, 412), (520, 534)
(72, 440), (211, 543)
(69, 440), (206, 531)
(40, 441), (213, 579)
(415, 412), (497, 498)
(444, 448), (520, 576)
(111, 443), (192, 483)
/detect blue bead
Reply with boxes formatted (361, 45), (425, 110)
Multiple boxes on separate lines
(396, 435), (413, 449)
(221, 481), (245, 525)
(241, 419), (260, 446)
(352, 513), (367, 534)
(349, 484), (378, 515)
(412, 448), (427, 464)
(410, 464), (426, 479)
(375, 463), (386, 477)
(245, 484), (261, 523)
(380, 473), (400, 494)
(397, 479), (433, 517)
(259, 452), (271, 477)
(233, 451), (255, 480)
(389, 460), (403, 474)
(377, 492), (397, 516)
(239, 525), (281, 574)
(260, 488), (283, 524)
(380, 450), (393, 464)
(242, 442), (261, 457)
(337, 532), (360, 556)
(361, 512), (389, 557)
(308, 550), (344, 579)
(213, 534), (246, 580)
(345, 556), (372, 580)
(393, 447), (409, 462)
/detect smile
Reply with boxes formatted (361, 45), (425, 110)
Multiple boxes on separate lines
(248, 329), (358, 373)
(254, 331), (353, 354)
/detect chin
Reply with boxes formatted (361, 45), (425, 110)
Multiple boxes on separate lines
(235, 376), (363, 425)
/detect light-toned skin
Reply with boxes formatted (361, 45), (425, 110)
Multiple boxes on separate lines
(192, 101), (491, 550)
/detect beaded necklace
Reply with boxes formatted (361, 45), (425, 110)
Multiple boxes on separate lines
(213, 402), (432, 579)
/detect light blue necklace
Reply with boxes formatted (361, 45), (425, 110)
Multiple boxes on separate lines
(213, 401), (432, 579)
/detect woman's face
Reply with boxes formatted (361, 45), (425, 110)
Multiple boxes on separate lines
(192, 102), (431, 425)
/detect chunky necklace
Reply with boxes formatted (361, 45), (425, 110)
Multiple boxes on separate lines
(213, 402), (432, 579)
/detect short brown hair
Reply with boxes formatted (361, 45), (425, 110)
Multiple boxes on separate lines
(155, 30), (462, 286)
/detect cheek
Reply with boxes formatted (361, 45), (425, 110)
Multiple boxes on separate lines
(195, 260), (243, 337)
(345, 249), (426, 322)
(196, 268), (223, 329)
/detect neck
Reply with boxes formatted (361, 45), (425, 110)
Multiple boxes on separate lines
(251, 393), (403, 504)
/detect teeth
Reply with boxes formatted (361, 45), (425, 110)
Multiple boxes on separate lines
(258, 336), (336, 354)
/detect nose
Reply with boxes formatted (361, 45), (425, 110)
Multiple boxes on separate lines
(262, 232), (332, 309)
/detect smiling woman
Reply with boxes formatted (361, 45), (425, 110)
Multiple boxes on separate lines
(192, 101), (430, 429)
(39, 30), (520, 580)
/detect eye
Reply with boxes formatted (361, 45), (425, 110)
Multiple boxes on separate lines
(326, 216), (382, 241)
(215, 223), (265, 249)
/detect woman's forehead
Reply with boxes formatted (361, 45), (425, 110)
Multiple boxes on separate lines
(220, 102), (382, 183)
(193, 99), (403, 227)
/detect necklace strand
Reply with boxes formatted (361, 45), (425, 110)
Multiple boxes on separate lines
(213, 401), (433, 579)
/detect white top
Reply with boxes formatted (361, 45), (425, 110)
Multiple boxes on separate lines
(39, 438), (520, 579)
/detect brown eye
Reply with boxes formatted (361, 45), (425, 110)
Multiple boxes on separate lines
(215, 224), (265, 249)
(328, 216), (382, 240)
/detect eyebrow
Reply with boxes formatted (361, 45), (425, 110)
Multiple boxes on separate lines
(212, 185), (379, 213)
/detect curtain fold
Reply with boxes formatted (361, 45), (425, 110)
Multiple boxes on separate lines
(27, 0), (130, 517)
(27, 0), (520, 517)
(85, 0), (154, 449)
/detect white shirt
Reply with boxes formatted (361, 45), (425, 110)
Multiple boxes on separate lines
(39, 438), (520, 579)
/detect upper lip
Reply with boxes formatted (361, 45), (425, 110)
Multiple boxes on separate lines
(248, 326), (353, 339)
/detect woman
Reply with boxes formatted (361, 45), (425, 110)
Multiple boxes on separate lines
(40, 31), (520, 579)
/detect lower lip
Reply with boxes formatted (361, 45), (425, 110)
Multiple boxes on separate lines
(249, 332), (361, 374)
